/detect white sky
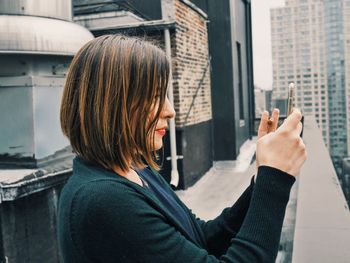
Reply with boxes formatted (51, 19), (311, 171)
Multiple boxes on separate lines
(251, 0), (286, 90)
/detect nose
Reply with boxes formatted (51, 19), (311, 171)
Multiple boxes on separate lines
(161, 97), (176, 120)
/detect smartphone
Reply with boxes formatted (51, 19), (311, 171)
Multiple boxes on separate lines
(287, 82), (304, 137)
(287, 82), (295, 116)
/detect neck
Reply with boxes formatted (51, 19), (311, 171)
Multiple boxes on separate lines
(113, 164), (143, 187)
(113, 165), (131, 177)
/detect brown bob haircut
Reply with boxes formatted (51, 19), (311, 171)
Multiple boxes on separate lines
(60, 35), (169, 172)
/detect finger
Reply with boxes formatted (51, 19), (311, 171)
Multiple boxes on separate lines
(258, 111), (269, 139)
(295, 121), (303, 136)
(268, 108), (280, 132)
(284, 121), (302, 139)
(280, 108), (302, 130)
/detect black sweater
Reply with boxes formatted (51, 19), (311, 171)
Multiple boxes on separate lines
(57, 157), (295, 262)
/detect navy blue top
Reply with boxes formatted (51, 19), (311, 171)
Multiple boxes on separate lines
(137, 167), (200, 244)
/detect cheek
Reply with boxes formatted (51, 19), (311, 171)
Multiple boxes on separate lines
(147, 108), (160, 130)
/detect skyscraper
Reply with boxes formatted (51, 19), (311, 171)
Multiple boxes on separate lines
(324, 0), (347, 172)
(271, 0), (350, 173)
(343, 0), (350, 166)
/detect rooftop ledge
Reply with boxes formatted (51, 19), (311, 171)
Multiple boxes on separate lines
(292, 117), (350, 262)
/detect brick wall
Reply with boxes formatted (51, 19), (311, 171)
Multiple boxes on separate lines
(171, 0), (212, 127)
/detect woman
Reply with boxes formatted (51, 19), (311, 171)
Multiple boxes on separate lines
(57, 35), (307, 262)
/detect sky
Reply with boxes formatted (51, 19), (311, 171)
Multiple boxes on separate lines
(251, 0), (285, 90)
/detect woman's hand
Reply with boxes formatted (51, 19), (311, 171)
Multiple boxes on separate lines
(254, 109), (279, 182)
(257, 109), (280, 169)
(256, 109), (307, 177)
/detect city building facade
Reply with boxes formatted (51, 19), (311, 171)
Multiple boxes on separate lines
(271, 0), (330, 147)
(324, 0), (348, 171)
(271, 0), (350, 171)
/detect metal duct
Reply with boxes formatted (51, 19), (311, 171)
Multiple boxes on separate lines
(0, 0), (73, 21)
(0, 0), (93, 166)
(0, 15), (93, 55)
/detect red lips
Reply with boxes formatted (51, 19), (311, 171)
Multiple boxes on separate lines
(156, 129), (166, 136)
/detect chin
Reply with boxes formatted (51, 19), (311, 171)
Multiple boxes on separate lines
(154, 138), (163, 150)
(154, 142), (163, 150)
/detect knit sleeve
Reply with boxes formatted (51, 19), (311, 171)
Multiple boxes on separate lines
(151, 168), (255, 257)
(222, 166), (296, 262)
(72, 165), (295, 263)
(188, 177), (255, 257)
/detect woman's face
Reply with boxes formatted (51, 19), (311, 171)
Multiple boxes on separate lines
(153, 97), (176, 150)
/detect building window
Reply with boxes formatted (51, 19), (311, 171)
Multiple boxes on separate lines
(237, 41), (244, 120)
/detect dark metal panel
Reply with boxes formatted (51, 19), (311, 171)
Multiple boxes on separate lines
(205, 0), (237, 160)
(190, 0), (208, 14)
(181, 120), (213, 188)
(233, 0), (250, 153)
(128, 0), (162, 20)
(161, 120), (213, 190)
(161, 128), (184, 188)
(0, 185), (67, 262)
(245, 2), (255, 139)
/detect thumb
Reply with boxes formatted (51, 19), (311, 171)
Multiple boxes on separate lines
(280, 108), (302, 131)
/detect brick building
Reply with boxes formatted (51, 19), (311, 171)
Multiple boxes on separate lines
(74, 0), (255, 189)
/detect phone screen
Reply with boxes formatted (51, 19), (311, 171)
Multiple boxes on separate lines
(287, 83), (295, 116)
(287, 83), (304, 137)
